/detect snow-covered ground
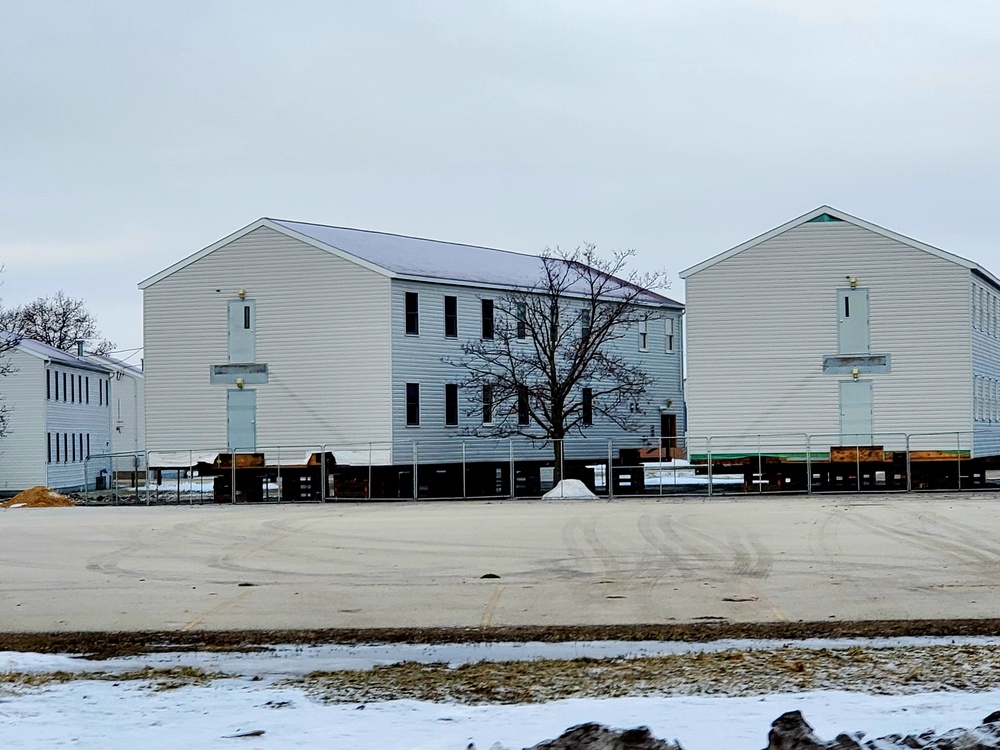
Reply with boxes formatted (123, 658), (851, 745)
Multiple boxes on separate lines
(4, 641), (1000, 749)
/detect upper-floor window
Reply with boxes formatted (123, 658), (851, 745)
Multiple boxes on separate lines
(405, 292), (419, 335)
(638, 321), (648, 352)
(47, 370), (52, 400)
(665, 318), (675, 352)
(85, 376), (90, 404)
(445, 384), (459, 426)
(482, 299), (494, 339)
(444, 296), (457, 338)
(516, 302), (527, 340)
(582, 387), (593, 426)
(70, 373), (75, 403)
(405, 383), (420, 426)
(63, 373), (68, 402)
(581, 308), (592, 340)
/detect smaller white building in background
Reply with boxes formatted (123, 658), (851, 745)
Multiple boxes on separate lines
(81, 351), (145, 459)
(0, 337), (143, 495)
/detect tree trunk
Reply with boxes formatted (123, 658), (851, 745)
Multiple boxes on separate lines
(552, 436), (564, 485)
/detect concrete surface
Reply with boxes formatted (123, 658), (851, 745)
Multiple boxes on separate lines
(2, 493), (1000, 632)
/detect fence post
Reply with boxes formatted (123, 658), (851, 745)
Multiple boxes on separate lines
(957, 431), (962, 491)
(757, 434), (763, 494)
(856, 442), (861, 493)
(367, 442), (373, 501)
(462, 442), (467, 499)
(806, 434), (812, 495)
(905, 434), (912, 492)
(707, 437), (714, 497)
(231, 450), (237, 505)
(608, 440), (614, 499)
(412, 442), (418, 500)
(509, 440), (515, 499)
(145, 451), (151, 506)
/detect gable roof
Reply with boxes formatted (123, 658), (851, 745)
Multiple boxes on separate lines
(3, 333), (112, 374)
(680, 205), (1000, 288)
(139, 219), (680, 306)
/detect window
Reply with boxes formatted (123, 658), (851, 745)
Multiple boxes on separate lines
(482, 384), (493, 425)
(516, 302), (527, 340)
(78, 375), (82, 401)
(98, 377), (102, 405)
(105, 380), (109, 405)
(63, 373), (67, 401)
(444, 296), (457, 338)
(405, 292), (419, 335)
(85, 376), (89, 404)
(405, 383), (420, 426)
(47, 370), (51, 400)
(517, 386), (530, 426)
(47, 433), (52, 463)
(55, 433), (60, 462)
(582, 387), (593, 426)
(72, 433), (76, 462)
(86, 433), (91, 458)
(665, 318), (675, 352)
(445, 384), (459, 426)
(79, 433), (84, 460)
(54, 370), (59, 400)
(70, 373), (75, 403)
(63, 433), (68, 463)
(581, 308), (591, 340)
(481, 299), (494, 339)
(638, 321), (648, 351)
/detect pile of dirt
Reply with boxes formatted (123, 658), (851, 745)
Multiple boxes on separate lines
(2, 486), (74, 509)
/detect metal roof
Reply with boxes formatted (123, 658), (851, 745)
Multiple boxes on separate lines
(3, 334), (112, 374)
(140, 219), (681, 307)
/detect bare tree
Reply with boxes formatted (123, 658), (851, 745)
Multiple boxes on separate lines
(0, 290), (115, 355)
(448, 244), (671, 483)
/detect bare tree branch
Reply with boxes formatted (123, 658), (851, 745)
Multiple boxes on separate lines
(444, 244), (671, 482)
(0, 290), (115, 354)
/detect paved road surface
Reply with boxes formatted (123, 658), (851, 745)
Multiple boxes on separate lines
(3, 494), (1000, 632)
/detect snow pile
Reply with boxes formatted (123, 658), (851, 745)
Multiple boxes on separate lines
(543, 480), (598, 499)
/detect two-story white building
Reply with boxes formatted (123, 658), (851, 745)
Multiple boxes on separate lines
(681, 205), (1000, 466)
(139, 219), (685, 496)
(0, 337), (115, 494)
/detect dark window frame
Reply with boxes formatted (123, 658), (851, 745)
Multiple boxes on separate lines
(405, 292), (419, 335)
(405, 383), (420, 426)
(444, 296), (458, 338)
(481, 299), (494, 340)
(445, 383), (459, 426)
(582, 387), (593, 426)
(482, 384), (493, 425)
(517, 387), (530, 426)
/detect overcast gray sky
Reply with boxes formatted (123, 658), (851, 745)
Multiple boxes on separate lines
(2, 0), (998, 358)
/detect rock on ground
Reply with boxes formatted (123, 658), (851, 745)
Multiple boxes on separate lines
(764, 709), (1000, 749)
(525, 722), (684, 750)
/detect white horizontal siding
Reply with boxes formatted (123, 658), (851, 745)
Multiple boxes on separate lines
(45, 368), (113, 491)
(685, 222), (971, 452)
(390, 279), (685, 464)
(0, 350), (45, 492)
(143, 226), (392, 453)
(971, 278), (1000, 457)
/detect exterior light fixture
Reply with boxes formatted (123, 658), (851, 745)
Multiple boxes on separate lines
(236, 377), (245, 389)
(852, 368), (859, 381)
(238, 289), (246, 300)
(849, 277), (858, 289)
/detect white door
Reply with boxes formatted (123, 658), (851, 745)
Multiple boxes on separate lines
(227, 389), (256, 451)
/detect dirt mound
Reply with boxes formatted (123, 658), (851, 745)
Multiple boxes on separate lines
(2, 486), (74, 508)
